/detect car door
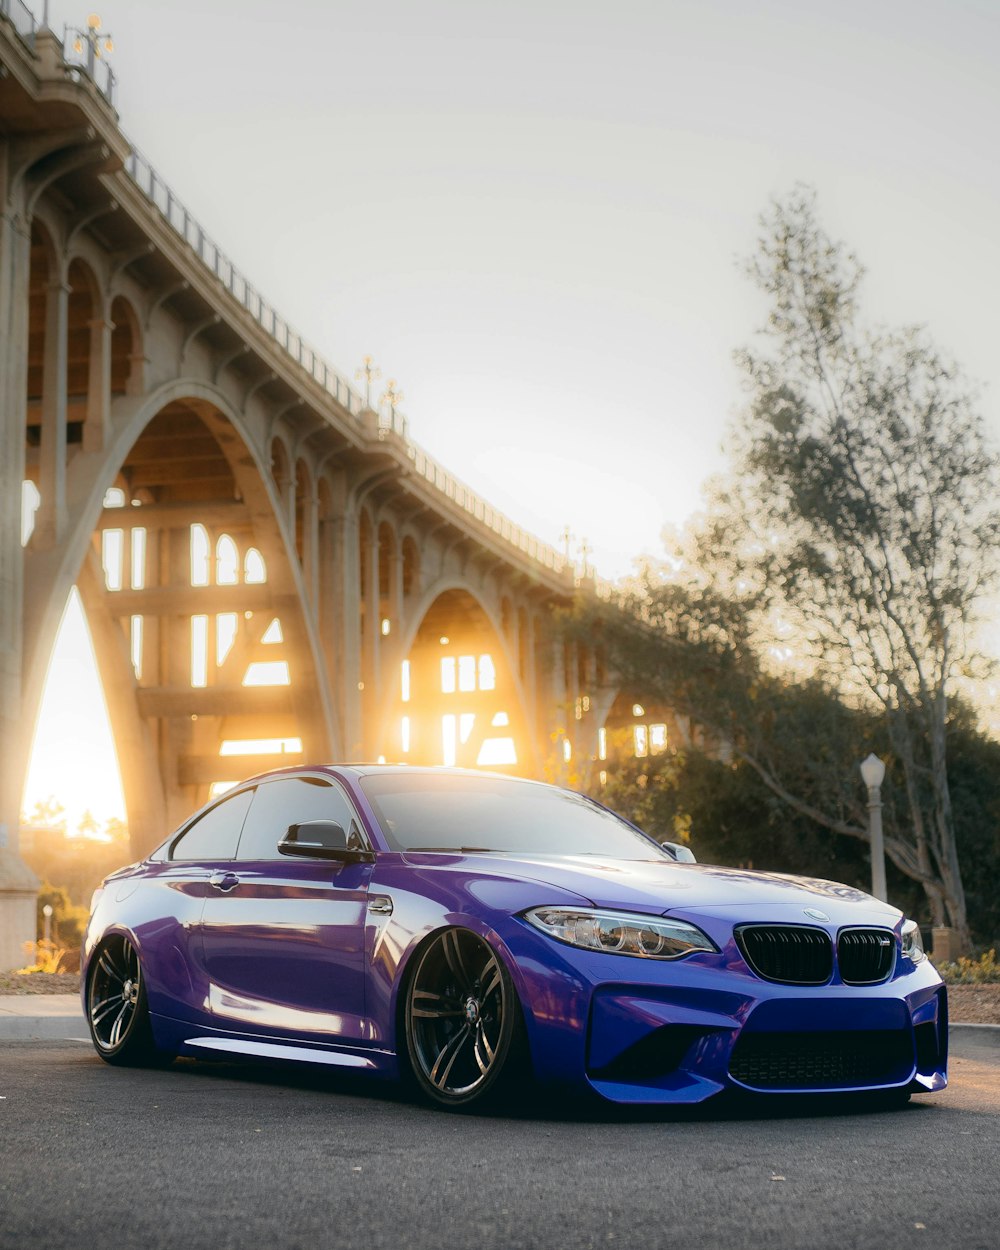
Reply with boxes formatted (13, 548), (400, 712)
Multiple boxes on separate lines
(199, 773), (372, 1043)
(140, 785), (256, 1028)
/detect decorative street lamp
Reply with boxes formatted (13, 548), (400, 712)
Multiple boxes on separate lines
(42, 903), (53, 946)
(379, 379), (405, 433)
(860, 752), (888, 902)
(355, 356), (381, 410)
(70, 13), (114, 76)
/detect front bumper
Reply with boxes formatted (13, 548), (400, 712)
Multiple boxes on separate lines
(502, 918), (948, 1105)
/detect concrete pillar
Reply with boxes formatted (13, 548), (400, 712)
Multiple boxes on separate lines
(33, 269), (69, 548)
(0, 163), (41, 970)
(303, 490), (319, 611)
(327, 510), (362, 758)
(544, 625), (569, 779)
(361, 519), (380, 752)
(83, 311), (112, 453)
(577, 643), (601, 770)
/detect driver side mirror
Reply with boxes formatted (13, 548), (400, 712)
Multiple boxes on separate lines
(279, 820), (373, 862)
(662, 840), (697, 864)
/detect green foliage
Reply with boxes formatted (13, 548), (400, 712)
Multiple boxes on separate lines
(937, 949), (1000, 985)
(36, 880), (90, 948)
(23, 828), (134, 917)
(582, 187), (1000, 950)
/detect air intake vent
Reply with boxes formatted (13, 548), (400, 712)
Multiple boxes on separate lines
(730, 1029), (913, 1089)
(736, 925), (833, 985)
(838, 928), (896, 985)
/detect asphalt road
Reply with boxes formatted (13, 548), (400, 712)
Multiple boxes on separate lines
(1, 1033), (998, 1250)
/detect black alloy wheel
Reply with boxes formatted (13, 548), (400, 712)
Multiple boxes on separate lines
(86, 935), (167, 1066)
(405, 928), (525, 1108)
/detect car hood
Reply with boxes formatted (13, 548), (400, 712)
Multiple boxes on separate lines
(402, 851), (901, 922)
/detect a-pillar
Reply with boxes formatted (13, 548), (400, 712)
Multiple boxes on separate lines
(33, 267), (69, 548)
(0, 166), (41, 970)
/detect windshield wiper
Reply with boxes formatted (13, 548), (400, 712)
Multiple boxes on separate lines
(409, 846), (497, 854)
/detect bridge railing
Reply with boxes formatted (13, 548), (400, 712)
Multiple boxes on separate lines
(125, 148), (366, 417)
(62, 28), (118, 107)
(0, 0), (37, 46)
(4, 3), (584, 582)
(122, 147), (572, 577)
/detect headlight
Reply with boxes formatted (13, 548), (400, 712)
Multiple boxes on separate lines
(901, 918), (926, 963)
(523, 907), (717, 960)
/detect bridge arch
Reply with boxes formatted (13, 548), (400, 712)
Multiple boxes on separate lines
(20, 377), (339, 853)
(383, 580), (539, 774)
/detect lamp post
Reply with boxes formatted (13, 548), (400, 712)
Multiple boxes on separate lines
(355, 356), (381, 410)
(379, 379), (405, 434)
(42, 903), (53, 946)
(860, 753), (887, 902)
(71, 14), (115, 77)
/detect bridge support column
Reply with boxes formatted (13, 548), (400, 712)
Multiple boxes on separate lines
(361, 516), (381, 754)
(34, 270), (70, 548)
(0, 169), (40, 970)
(83, 312), (112, 452)
(327, 511), (362, 758)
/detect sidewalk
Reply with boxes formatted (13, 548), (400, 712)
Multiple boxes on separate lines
(0, 994), (86, 1040)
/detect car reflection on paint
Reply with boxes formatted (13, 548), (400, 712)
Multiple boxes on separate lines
(82, 766), (947, 1109)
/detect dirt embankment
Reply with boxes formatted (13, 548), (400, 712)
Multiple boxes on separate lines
(946, 984), (1000, 1024)
(0, 972), (79, 995)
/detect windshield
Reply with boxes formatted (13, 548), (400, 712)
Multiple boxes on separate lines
(359, 773), (668, 860)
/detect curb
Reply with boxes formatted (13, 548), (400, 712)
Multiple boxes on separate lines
(0, 1016), (87, 1041)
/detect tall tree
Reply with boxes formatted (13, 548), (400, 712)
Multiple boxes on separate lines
(598, 188), (999, 948)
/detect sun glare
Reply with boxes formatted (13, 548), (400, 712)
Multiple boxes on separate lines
(22, 588), (126, 831)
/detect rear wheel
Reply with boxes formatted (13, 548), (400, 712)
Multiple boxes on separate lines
(86, 935), (170, 1067)
(404, 928), (525, 1109)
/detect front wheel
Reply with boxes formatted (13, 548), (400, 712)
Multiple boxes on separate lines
(404, 928), (526, 1109)
(86, 935), (171, 1067)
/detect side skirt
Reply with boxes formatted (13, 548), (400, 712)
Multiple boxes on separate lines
(151, 1012), (397, 1075)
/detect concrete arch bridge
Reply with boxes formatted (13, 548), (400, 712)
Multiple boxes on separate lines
(0, 12), (676, 967)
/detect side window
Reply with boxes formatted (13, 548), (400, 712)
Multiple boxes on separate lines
(169, 788), (254, 861)
(236, 776), (368, 862)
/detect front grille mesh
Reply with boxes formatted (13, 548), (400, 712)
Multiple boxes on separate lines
(729, 1030), (913, 1089)
(838, 928), (896, 984)
(736, 925), (833, 985)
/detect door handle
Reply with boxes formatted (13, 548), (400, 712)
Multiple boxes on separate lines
(210, 871), (240, 893)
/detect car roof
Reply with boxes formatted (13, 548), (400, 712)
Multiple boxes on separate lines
(234, 763), (549, 786)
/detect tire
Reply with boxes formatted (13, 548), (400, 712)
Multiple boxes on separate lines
(86, 935), (172, 1067)
(404, 927), (527, 1110)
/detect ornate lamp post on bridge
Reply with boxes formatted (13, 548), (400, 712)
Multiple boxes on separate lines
(355, 356), (381, 410)
(860, 752), (888, 902)
(69, 13), (114, 76)
(379, 380), (406, 436)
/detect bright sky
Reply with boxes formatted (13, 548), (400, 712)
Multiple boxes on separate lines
(23, 0), (1000, 828)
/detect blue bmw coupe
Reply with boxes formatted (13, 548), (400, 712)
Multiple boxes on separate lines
(82, 766), (947, 1109)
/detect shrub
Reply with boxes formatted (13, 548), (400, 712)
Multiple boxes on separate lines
(937, 949), (1000, 984)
